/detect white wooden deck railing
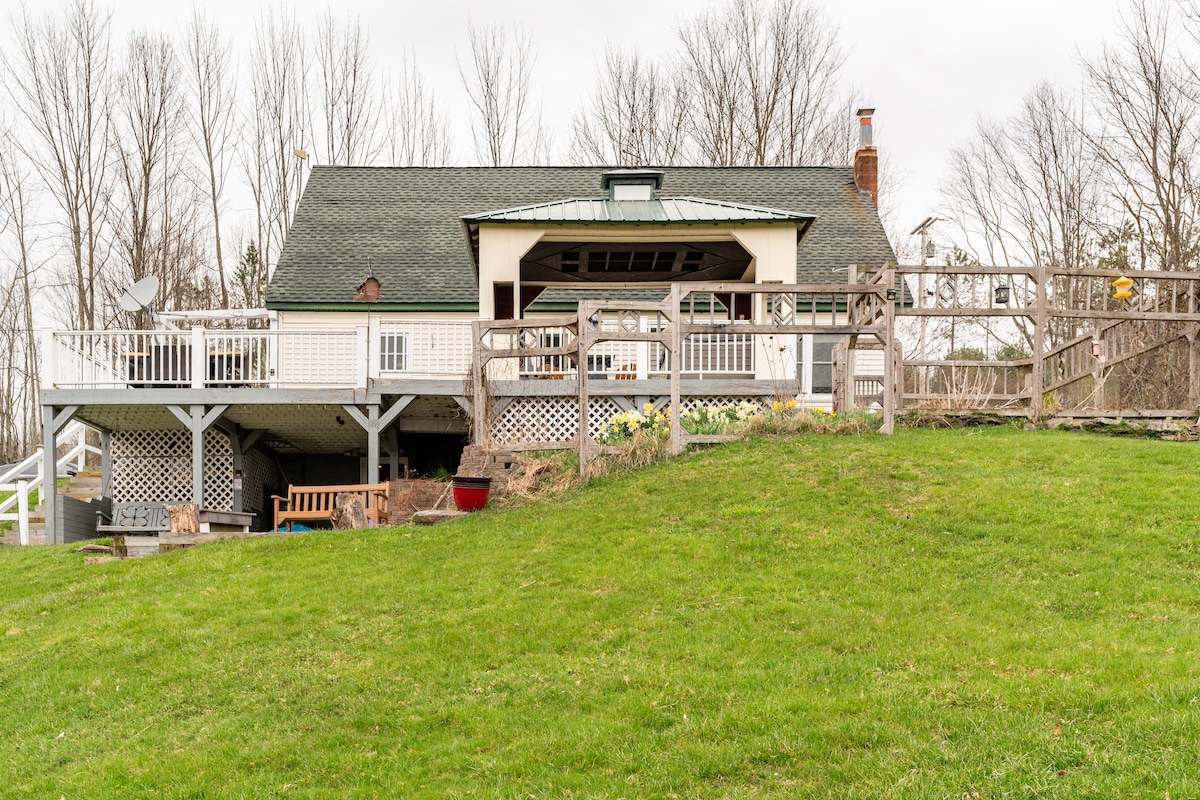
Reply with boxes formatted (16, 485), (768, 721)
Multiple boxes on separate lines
(0, 421), (99, 545)
(45, 318), (757, 389)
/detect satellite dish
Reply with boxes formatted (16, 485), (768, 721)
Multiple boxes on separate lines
(118, 276), (160, 313)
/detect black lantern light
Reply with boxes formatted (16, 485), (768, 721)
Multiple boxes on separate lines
(994, 284), (1011, 305)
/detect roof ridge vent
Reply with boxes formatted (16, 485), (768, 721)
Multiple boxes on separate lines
(601, 168), (663, 201)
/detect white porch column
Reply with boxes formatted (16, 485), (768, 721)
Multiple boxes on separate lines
(732, 226), (802, 382)
(476, 225), (545, 320)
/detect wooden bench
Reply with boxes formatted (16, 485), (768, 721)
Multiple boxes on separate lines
(272, 484), (390, 532)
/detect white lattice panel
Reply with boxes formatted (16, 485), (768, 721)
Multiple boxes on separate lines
(588, 398), (623, 438)
(242, 447), (275, 513)
(491, 397), (652, 445)
(492, 398), (578, 446)
(680, 396), (765, 413)
(111, 430), (233, 510)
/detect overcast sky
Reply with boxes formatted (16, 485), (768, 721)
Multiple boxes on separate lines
(61, 0), (1130, 250)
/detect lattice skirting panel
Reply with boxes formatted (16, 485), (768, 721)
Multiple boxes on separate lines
(111, 430), (234, 510)
(241, 447), (276, 514)
(490, 396), (765, 447)
(680, 396), (766, 412)
(491, 397), (626, 446)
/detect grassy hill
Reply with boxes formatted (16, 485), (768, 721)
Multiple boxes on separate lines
(2, 428), (1199, 798)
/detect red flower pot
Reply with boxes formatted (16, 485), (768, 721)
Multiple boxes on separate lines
(451, 476), (492, 512)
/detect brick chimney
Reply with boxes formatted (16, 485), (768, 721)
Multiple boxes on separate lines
(854, 108), (878, 207)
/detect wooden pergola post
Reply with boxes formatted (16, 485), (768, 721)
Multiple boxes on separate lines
(1031, 264), (1047, 419)
(668, 285), (684, 456)
(881, 267), (896, 435)
(577, 302), (592, 475)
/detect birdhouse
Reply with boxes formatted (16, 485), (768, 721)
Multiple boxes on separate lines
(356, 276), (381, 303)
(1111, 276), (1134, 300)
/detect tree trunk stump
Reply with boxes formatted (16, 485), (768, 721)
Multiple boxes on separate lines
(164, 503), (200, 533)
(330, 493), (368, 530)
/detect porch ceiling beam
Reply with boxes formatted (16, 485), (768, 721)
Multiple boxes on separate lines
(201, 405), (229, 431)
(50, 405), (80, 435)
(340, 404), (370, 430)
(378, 395), (416, 429)
(165, 404), (192, 428)
(241, 428), (267, 452)
(165, 404), (228, 431)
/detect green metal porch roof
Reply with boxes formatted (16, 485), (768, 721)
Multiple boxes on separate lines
(461, 196), (816, 225)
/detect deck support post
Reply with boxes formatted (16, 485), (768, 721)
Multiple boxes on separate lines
(190, 406), (205, 507)
(166, 404), (228, 508)
(100, 429), (112, 499)
(215, 425), (264, 514)
(42, 405), (58, 545)
(367, 404), (380, 484)
(41, 404), (80, 545)
(386, 428), (400, 479)
(341, 400), (411, 485)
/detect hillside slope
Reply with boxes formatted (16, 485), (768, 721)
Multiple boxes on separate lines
(1, 428), (1199, 798)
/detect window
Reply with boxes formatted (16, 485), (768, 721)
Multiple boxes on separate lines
(811, 334), (840, 393)
(380, 333), (407, 372)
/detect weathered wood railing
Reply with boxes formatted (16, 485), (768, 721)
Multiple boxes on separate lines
(889, 265), (1200, 414)
(470, 275), (896, 471)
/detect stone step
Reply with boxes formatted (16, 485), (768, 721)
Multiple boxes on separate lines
(66, 478), (102, 488)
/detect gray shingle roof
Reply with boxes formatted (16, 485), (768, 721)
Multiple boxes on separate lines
(267, 166), (896, 308)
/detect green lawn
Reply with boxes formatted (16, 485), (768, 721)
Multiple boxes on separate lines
(1, 428), (1198, 798)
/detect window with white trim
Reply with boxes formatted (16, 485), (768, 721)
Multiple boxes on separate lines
(380, 332), (407, 372)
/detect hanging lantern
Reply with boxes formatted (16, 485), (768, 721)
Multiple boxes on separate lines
(1112, 276), (1134, 300)
(994, 284), (1010, 305)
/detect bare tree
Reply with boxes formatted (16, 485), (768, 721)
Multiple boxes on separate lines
(569, 45), (690, 165)
(182, 6), (238, 309)
(677, 0), (847, 167)
(2, 0), (113, 330)
(313, 10), (383, 166)
(944, 83), (1105, 272)
(458, 21), (546, 166)
(1087, 0), (1200, 272)
(243, 7), (309, 287)
(384, 51), (454, 166)
(0, 137), (43, 461)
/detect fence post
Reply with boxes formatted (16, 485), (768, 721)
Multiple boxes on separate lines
(1031, 265), (1047, 418)
(881, 267), (896, 435)
(17, 480), (29, 546)
(668, 286), (684, 455)
(577, 303), (591, 475)
(471, 321), (488, 447)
